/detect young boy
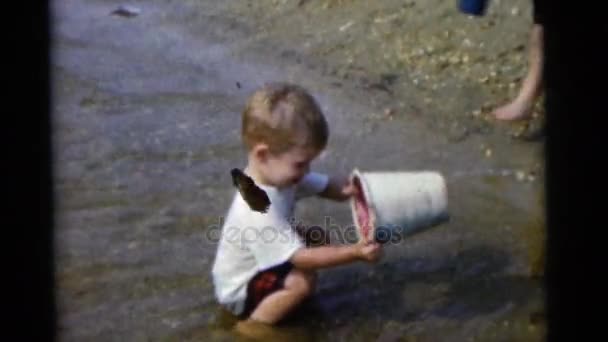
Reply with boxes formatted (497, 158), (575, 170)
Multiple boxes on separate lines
(211, 83), (382, 326)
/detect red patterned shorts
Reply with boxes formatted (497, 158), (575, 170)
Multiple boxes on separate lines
(238, 262), (294, 319)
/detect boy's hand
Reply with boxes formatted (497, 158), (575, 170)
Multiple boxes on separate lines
(340, 179), (359, 198)
(356, 241), (382, 263)
(320, 176), (357, 201)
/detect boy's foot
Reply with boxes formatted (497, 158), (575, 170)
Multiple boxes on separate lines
(235, 319), (306, 341)
(493, 99), (534, 121)
(235, 320), (277, 340)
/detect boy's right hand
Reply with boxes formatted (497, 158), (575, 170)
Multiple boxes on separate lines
(356, 241), (383, 262)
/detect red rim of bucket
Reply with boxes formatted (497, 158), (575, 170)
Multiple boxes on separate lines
(350, 169), (377, 243)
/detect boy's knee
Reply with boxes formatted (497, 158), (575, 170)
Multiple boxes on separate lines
(303, 270), (317, 293)
(288, 269), (317, 297)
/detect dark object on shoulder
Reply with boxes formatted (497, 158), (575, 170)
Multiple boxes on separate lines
(231, 168), (271, 213)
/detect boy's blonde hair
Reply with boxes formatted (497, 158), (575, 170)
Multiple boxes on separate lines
(242, 83), (329, 154)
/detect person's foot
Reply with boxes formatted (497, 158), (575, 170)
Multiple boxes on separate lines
(493, 99), (534, 121)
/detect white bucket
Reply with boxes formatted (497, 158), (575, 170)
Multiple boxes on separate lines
(350, 169), (449, 243)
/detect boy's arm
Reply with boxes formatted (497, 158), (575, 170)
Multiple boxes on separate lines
(318, 175), (357, 202)
(290, 242), (381, 270)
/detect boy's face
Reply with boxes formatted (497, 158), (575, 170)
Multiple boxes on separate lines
(259, 145), (321, 188)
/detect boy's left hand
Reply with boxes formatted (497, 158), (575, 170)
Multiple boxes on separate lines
(320, 176), (357, 201)
(340, 179), (358, 199)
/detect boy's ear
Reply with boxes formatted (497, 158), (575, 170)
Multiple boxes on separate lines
(252, 143), (270, 163)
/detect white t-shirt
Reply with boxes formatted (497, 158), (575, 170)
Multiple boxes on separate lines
(211, 172), (330, 315)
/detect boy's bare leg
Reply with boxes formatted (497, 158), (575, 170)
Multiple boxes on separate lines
(238, 268), (316, 326)
(494, 24), (544, 121)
